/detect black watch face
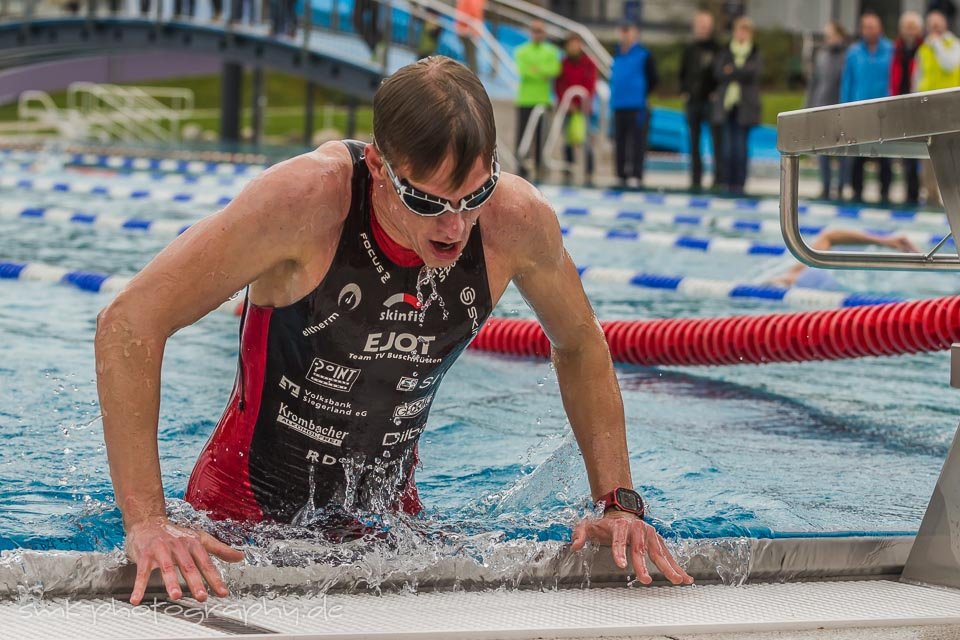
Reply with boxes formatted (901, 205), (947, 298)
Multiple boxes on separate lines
(616, 488), (641, 512)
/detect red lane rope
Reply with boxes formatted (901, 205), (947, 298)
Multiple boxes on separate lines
(467, 296), (960, 366)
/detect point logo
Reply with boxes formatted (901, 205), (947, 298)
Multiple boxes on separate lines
(305, 358), (361, 392)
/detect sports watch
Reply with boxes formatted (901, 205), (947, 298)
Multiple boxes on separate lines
(595, 487), (645, 518)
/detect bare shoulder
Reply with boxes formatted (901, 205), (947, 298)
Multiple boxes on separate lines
(243, 141), (353, 226)
(483, 173), (563, 274)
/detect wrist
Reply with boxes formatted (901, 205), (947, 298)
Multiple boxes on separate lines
(595, 486), (645, 519)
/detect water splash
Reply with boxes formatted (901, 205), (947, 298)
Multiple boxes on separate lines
(415, 265), (451, 323)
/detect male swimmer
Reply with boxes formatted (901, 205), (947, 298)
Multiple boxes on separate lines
(95, 57), (694, 605)
(769, 229), (920, 289)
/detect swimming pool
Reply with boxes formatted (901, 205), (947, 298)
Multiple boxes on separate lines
(1, 148), (958, 589)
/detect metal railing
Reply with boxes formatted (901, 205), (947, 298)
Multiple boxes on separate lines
(482, 0), (611, 179)
(778, 87), (960, 271)
(486, 0), (611, 78)
(17, 82), (195, 143)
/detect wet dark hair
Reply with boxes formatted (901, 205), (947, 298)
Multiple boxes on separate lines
(373, 56), (497, 190)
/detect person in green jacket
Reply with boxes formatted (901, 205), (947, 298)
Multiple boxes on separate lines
(514, 20), (561, 181)
(916, 10), (960, 206)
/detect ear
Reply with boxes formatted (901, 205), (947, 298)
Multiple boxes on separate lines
(364, 143), (388, 182)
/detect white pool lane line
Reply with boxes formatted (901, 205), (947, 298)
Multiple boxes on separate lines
(3, 580), (960, 639)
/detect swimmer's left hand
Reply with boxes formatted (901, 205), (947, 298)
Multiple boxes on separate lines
(570, 512), (694, 586)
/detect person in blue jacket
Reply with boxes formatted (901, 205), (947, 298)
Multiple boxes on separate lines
(840, 12), (894, 204)
(610, 20), (658, 189)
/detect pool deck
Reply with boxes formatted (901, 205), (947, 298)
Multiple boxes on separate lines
(2, 536), (959, 639)
(3, 579), (960, 639)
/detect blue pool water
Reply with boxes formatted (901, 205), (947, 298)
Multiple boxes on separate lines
(1, 152), (959, 557)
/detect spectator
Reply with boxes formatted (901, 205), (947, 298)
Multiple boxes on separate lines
(889, 11), (923, 206)
(806, 21), (849, 200)
(555, 33), (598, 185)
(916, 10), (960, 206)
(353, 0), (382, 59)
(841, 12), (894, 204)
(416, 7), (442, 60)
(679, 9), (722, 192)
(712, 16), (761, 195)
(610, 20), (658, 189)
(514, 20), (561, 182)
(456, 0), (486, 74)
(927, 0), (957, 26)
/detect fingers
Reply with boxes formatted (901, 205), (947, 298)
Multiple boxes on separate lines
(202, 532), (245, 563)
(659, 536), (694, 585)
(570, 521), (590, 552)
(645, 532), (683, 585)
(628, 525), (652, 584)
(610, 519), (629, 569)
(647, 529), (695, 586)
(192, 539), (230, 598)
(155, 548), (183, 600)
(172, 545), (208, 602)
(130, 560), (151, 606)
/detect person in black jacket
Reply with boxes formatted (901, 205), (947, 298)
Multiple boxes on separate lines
(712, 16), (762, 195)
(679, 10), (722, 192)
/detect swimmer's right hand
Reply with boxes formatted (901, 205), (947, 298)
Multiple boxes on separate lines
(125, 517), (245, 605)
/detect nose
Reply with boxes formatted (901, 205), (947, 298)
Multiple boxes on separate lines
(436, 212), (466, 240)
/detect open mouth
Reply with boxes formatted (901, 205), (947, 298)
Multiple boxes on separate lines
(430, 240), (459, 257)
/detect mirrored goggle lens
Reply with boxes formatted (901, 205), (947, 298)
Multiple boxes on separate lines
(464, 183), (496, 209)
(402, 193), (448, 216)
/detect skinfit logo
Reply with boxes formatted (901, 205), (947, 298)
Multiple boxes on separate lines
(338, 283), (362, 310)
(380, 293), (421, 322)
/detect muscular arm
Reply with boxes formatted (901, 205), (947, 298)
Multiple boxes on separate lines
(503, 182), (691, 585)
(95, 143), (349, 603)
(507, 189), (629, 499)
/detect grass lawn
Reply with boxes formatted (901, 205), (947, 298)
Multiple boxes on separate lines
(0, 68), (803, 141)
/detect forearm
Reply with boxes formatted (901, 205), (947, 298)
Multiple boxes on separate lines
(553, 325), (631, 499)
(817, 228), (888, 248)
(95, 297), (168, 531)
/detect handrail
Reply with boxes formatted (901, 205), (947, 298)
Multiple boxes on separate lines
(541, 84), (588, 171)
(778, 87), (960, 271)
(17, 81), (196, 144)
(401, 0), (517, 81)
(516, 103), (546, 174)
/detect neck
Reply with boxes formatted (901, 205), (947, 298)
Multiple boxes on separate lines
(369, 181), (424, 267)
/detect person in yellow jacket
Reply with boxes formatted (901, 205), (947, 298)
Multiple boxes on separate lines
(915, 10), (960, 206)
(514, 20), (561, 182)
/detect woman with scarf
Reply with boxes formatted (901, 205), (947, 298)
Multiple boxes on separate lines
(712, 16), (762, 195)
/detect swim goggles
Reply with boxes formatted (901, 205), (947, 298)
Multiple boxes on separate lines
(377, 143), (500, 217)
